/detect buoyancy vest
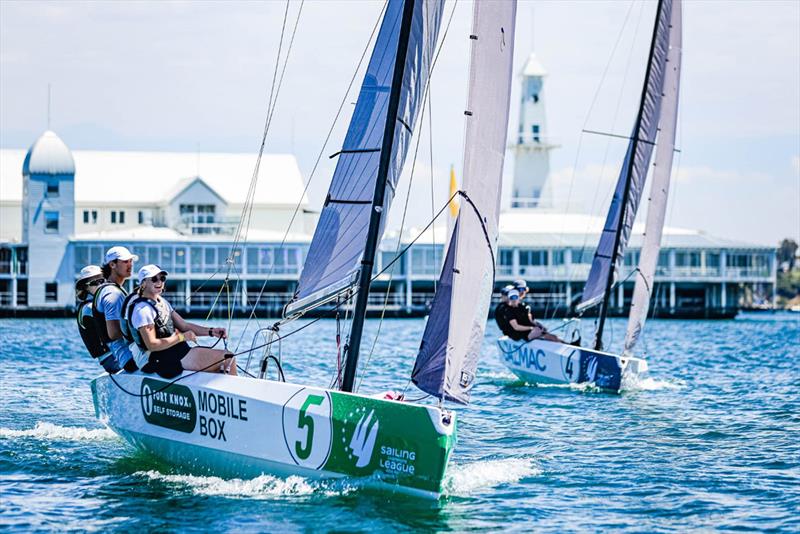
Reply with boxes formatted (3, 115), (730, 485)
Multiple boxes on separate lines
(77, 299), (110, 358)
(91, 282), (128, 344)
(120, 291), (141, 344)
(127, 297), (175, 352)
(494, 302), (514, 337)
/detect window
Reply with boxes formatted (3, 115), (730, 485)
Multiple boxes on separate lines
(45, 282), (58, 302)
(83, 210), (89, 224)
(119, 211), (125, 224)
(180, 204), (216, 234)
(519, 249), (547, 266)
(111, 211), (117, 224)
(571, 248), (592, 264)
(532, 124), (540, 143)
(46, 181), (59, 198)
(138, 211), (144, 224)
(44, 211), (59, 233)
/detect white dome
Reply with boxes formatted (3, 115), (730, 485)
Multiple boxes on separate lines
(521, 52), (547, 77)
(22, 130), (75, 176)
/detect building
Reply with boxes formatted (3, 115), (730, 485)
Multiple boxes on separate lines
(0, 54), (776, 318)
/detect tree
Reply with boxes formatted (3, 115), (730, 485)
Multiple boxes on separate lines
(777, 238), (798, 271)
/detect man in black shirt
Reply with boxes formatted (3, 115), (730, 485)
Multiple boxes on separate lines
(494, 285), (515, 337)
(505, 288), (563, 342)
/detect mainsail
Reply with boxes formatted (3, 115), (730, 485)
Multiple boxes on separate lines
(576, 0), (676, 315)
(285, 0), (444, 316)
(624, 0), (682, 355)
(412, 0), (517, 404)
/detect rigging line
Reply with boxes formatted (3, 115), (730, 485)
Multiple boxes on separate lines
(353, 1), (459, 392)
(233, 1), (389, 352)
(228, 0), (292, 263)
(579, 0), (645, 269)
(238, 1), (305, 256)
(234, 190), (462, 358)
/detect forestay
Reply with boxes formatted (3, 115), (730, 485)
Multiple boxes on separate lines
(412, 1), (517, 404)
(285, 0), (444, 316)
(624, 0), (682, 355)
(577, 0), (675, 312)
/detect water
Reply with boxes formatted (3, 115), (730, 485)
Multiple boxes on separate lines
(1, 314), (798, 531)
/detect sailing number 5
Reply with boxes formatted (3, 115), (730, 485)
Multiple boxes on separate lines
(282, 389), (333, 469)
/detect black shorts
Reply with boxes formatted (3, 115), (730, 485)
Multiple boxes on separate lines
(142, 341), (191, 379)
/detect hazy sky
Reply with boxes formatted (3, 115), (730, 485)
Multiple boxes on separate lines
(1, 0), (798, 246)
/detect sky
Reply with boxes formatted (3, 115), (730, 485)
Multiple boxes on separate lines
(1, 0), (798, 247)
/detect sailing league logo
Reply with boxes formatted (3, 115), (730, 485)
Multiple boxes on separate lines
(346, 408), (379, 468)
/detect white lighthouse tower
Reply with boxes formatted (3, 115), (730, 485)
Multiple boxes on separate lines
(511, 53), (558, 209)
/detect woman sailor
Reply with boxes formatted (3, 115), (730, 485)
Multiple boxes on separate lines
(128, 264), (236, 378)
(75, 265), (119, 373)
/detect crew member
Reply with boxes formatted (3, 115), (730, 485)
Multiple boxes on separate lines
(494, 285), (515, 337)
(506, 289), (563, 342)
(93, 246), (139, 371)
(75, 265), (119, 372)
(129, 264), (236, 378)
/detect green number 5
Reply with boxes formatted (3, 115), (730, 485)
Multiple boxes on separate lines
(295, 395), (324, 460)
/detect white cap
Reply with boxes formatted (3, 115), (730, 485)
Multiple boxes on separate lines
(508, 289), (520, 300)
(104, 246), (139, 264)
(76, 265), (103, 285)
(138, 264), (169, 284)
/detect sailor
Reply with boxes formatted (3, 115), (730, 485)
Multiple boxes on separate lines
(75, 265), (119, 373)
(129, 264), (236, 378)
(505, 289), (563, 343)
(93, 246), (139, 372)
(494, 285), (515, 337)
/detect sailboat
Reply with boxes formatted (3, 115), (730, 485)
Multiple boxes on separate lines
(499, 0), (681, 392)
(92, 0), (516, 499)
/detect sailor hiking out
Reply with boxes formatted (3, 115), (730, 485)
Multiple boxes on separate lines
(93, 246), (139, 372)
(126, 264), (235, 378)
(75, 265), (117, 372)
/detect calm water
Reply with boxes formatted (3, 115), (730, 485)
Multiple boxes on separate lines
(1, 314), (798, 532)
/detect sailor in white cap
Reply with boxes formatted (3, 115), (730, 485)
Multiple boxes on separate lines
(505, 288), (563, 343)
(123, 264), (235, 378)
(74, 265), (118, 372)
(94, 246), (140, 372)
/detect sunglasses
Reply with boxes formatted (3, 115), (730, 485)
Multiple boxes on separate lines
(150, 275), (167, 283)
(86, 278), (105, 287)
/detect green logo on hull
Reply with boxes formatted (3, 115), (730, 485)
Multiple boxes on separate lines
(140, 378), (197, 433)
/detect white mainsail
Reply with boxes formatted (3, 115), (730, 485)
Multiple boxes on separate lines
(412, 0), (516, 404)
(624, 0), (682, 355)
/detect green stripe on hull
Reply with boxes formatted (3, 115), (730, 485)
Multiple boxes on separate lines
(91, 373), (456, 498)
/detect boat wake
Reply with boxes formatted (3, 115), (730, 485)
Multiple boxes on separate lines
(443, 457), (540, 496)
(0, 422), (117, 441)
(135, 470), (348, 499)
(621, 375), (685, 393)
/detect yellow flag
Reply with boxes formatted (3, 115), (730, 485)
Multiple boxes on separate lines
(449, 165), (459, 218)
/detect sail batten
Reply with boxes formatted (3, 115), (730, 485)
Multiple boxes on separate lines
(412, 1), (517, 404)
(577, 0), (675, 317)
(286, 0), (444, 318)
(624, 0), (682, 355)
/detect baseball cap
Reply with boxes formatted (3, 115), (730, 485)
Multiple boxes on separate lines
(138, 264), (169, 284)
(513, 279), (528, 291)
(500, 284), (515, 296)
(104, 246), (139, 264)
(76, 265), (103, 285)
(508, 289), (520, 300)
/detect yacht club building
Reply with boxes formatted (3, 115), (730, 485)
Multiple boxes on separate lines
(0, 54), (776, 318)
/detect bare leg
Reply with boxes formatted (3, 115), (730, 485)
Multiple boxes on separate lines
(182, 347), (238, 375)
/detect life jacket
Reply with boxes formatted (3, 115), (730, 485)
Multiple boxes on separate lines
(77, 299), (110, 358)
(120, 291), (141, 344)
(127, 297), (175, 352)
(91, 282), (128, 344)
(494, 302), (514, 337)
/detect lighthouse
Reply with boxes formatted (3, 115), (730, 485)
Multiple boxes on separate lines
(510, 53), (558, 209)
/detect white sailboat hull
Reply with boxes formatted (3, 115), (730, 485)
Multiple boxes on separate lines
(92, 371), (456, 499)
(497, 337), (648, 392)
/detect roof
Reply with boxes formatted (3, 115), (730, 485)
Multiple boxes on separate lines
(1, 148), (308, 207)
(21, 130), (75, 176)
(387, 210), (772, 251)
(521, 53), (547, 77)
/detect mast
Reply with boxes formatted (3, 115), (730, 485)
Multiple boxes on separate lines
(341, 0), (416, 392)
(593, 0), (666, 351)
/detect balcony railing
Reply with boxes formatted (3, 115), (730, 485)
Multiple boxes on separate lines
(175, 216), (241, 236)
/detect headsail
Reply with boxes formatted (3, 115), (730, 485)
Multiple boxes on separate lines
(285, 0), (444, 316)
(624, 0), (682, 355)
(576, 0), (675, 314)
(412, 0), (517, 404)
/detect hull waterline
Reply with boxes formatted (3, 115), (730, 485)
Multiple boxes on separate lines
(497, 337), (648, 392)
(92, 372), (456, 499)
